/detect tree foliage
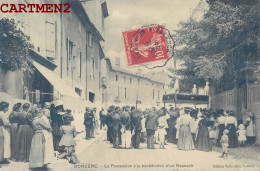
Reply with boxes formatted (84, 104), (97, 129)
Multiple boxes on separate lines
(0, 18), (33, 73)
(171, 1), (259, 93)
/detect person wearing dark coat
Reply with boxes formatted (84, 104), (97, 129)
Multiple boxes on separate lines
(168, 108), (179, 144)
(105, 106), (114, 143)
(145, 107), (159, 149)
(15, 103), (34, 162)
(196, 115), (212, 152)
(9, 102), (22, 161)
(99, 108), (106, 130)
(84, 107), (95, 140)
(51, 103), (64, 151)
(132, 110), (143, 149)
(112, 107), (121, 148)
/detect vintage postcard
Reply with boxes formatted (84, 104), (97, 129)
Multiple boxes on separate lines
(0, 0), (259, 171)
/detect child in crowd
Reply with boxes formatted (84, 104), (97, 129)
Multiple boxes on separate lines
(158, 125), (167, 149)
(158, 115), (168, 149)
(237, 124), (246, 147)
(220, 129), (229, 159)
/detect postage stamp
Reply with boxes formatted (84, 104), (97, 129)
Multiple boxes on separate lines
(122, 25), (170, 67)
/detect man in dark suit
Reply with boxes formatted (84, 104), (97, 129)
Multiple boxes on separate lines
(132, 109), (142, 149)
(112, 107), (121, 148)
(105, 106), (114, 143)
(84, 107), (95, 139)
(146, 107), (159, 149)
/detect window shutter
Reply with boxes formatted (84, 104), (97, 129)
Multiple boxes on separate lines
(46, 21), (56, 58)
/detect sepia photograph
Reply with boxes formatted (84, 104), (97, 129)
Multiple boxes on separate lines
(0, 0), (259, 170)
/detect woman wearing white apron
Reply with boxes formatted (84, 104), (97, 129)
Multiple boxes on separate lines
(245, 110), (256, 146)
(41, 112), (55, 165)
(29, 108), (54, 169)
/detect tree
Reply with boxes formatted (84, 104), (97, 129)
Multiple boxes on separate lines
(171, 1), (259, 93)
(0, 18), (33, 73)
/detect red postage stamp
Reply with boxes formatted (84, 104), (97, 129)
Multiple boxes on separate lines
(122, 25), (170, 66)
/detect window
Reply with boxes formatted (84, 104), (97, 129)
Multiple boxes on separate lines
(77, 52), (82, 77)
(88, 32), (93, 48)
(46, 20), (56, 59)
(125, 88), (127, 98)
(66, 39), (74, 75)
(153, 89), (155, 99)
(75, 88), (82, 96)
(116, 75), (118, 81)
(99, 72), (101, 89)
(138, 79), (140, 85)
(92, 58), (95, 79)
(118, 86), (120, 97)
(124, 76), (126, 82)
(89, 92), (95, 103)
(130, 78), (132, 84)
(158, 90), (160, 100)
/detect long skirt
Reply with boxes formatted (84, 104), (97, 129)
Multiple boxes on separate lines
(29, 131), (45, 168)
(177, 124), (194, 151)
(10, 123), (18, 161)
(16, 125), (33, 162)
(0, 126), (4, 161)
(226, 124), (238, 148)
(196, 126), (212, 152)
(168, 127), (177, 144)
(42, 130), (55, 164)
(0, 126), (11, 161)
(217, 124), (225, 147)
(29, 131), (54, 168)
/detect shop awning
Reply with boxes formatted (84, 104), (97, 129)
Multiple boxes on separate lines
(33, 61), (81, 99)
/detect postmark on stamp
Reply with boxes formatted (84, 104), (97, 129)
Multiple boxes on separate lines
(122, 25), (173, 67)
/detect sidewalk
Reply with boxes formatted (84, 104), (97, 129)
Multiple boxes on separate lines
(1, 125), (106, 171)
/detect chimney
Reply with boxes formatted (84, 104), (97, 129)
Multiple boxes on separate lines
(115, 57), (120, 68)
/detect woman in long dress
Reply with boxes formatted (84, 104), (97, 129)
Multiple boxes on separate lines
(225, 111), (238, 148)
(0, 101), (11, 164)
(16, 103), (33, 162)
(176, 109), (194, 151)
(196, 115), (212, 152)
(29, 107), (54, 169)
(9, 102), (22, 161)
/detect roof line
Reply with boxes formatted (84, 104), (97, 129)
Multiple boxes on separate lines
(104, 58), (165, 85)
(68, 0), (104, 42)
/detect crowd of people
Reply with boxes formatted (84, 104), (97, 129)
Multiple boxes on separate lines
(0, 100), (257, 169)
(89, 105), (256, 159)
(0, 100), (79, 170)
